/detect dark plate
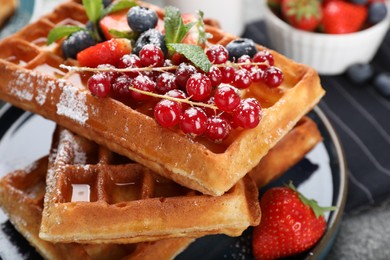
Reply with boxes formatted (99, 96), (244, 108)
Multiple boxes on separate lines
(0, 104), (347, 260)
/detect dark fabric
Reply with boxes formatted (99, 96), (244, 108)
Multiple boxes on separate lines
(243, 21), (390, 212)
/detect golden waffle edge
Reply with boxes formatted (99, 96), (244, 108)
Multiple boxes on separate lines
(39, 126), (260, 243)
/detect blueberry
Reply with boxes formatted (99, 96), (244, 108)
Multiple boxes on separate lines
(127, 6), (158, 33)
(346, 63), (375, 84)
(373, 72), (390, 98)
(368, 2), (388, 24)
(226, 38), (257, 61)
(62, 30), (96, 59)
(133, 29), (167, 56)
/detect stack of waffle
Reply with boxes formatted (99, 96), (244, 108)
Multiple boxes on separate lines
(0, 0), (325, 259)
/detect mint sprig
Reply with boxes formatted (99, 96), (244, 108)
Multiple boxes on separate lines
(164, 6), (195, 45)
(168, 43), (211, 72)
(47, 26), (86, 45)
(47, 0), (139, 45)
(196, 10), (207, 46)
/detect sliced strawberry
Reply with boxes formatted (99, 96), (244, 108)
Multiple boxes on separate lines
(77, 38), (132, 68)
(99, 10), (130, 40)
(322, 1), (368, 34)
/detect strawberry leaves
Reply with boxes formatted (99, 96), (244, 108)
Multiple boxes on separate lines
(288, 182), (336, 218)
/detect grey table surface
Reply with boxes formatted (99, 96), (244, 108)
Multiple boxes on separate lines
(1, 0), (390, 259)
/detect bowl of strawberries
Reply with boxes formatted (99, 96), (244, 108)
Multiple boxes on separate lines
(263, 0), (390, 75)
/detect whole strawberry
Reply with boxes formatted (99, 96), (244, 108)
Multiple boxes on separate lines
(322, 1), (368, 34)
(281, 0), (322, 31)
(252, 183), (336, 259)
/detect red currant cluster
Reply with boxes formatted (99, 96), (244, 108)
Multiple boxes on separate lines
(86, 44), (284, 142)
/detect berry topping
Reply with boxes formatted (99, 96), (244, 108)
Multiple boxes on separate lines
(253, 50), (274, 67)
(156, 72), (178, 94)
(154, 99), (182, 127)
(220, 66), (236, 84)
(133, 29), (167, 56)
(207, 66), (223, 87)
(237, 55), (253, 71)
(165, 89), (189, 110)
(206, 45), (229, 64)
(117, 54), (142, 78)
(175, 63), (197, 89)
(130, 74), (156, 101)
(127, 6), (158, 33)
(87, 73), (111, 98)
(233, 69), (252, 89)
(180, 107), (208, 137)
(264, 66), (284, 88)
(205, 115), (231, 142)
(232, 98), (262, 129)
(111, 75), (133, 101)
(139, 44), (164, 67)
(214, 84), (241, 112)
(226, 38), (257, 61)
(186, 73), (213, 102)
(62, 30), (96, 59)
(77, 38), (132, 68)
(281, 0), (322, 32)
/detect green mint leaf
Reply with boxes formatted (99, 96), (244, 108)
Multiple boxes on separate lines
(108, 29), (139, 40)
(164, 6), (195, 45)
(196, 10), (207, 45)
(103, 0), (138, 16)
(168, 43), (211, 72)
(47, 26), (84, 45)
(82, 0), (103, 23)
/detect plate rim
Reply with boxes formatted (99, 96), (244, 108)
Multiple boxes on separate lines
(0, 103), (348, 259)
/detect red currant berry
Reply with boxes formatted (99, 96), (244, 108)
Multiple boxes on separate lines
(202, 96), (220, 117)
(156, 72), (178, 94)
(214, 84), (240, 112)
(186, 73), (212, 101)
(233, 69), (252, 89)
(205, 115), (231, 142)
(220, 66), (236, 84)
(250, 67), (265, 82)
(232, 98), (262, 129)
(264, 66), (283, 88)
(139, 44), (164, 67)
(163, 59), (174, 67)
(117, 54), (142, 78)
(175, 63), (197, 89)
(130, 74), (156, 101)
(97, 64), (119, 82)
(165, 89), (189, 110)
(154, 99), (181, 127)
(87, 73), (111, 97)
(111, 75), (132, 101)
(253, 50), (274, 66)
(180, 107), (208, 137)
(220, 112), (238, 129)
(237, 55), (253, 71)
(207, 66), (223, 87)
(171, 52), (187, 65)
(206, 45), (229, 64)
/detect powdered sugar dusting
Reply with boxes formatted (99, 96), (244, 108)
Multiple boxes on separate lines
(56, 79), (88, 125)
(9, 70), (35, 101)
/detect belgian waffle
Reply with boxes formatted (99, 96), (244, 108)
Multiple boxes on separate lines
(0, 157), (194, 260)
(39, 126), (260, 243)
(0, 0), (325, 195)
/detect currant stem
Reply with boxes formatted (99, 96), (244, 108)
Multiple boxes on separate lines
(60, 61), (268, 74)
(128, 86), (219, 110)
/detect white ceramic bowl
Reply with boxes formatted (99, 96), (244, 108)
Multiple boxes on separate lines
(263, 1), (390, 75)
